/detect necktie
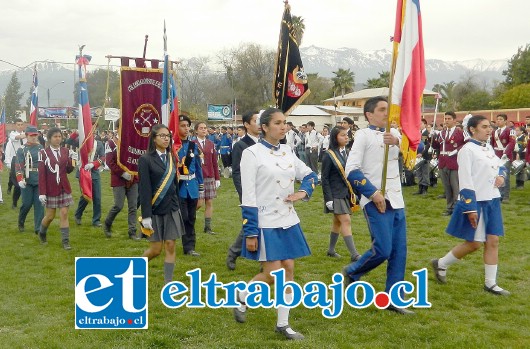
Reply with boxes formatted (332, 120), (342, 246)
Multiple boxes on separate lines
(341, 150), (347, 160)
(202, 140), (205, 148)
(54, 149), (60, 160)
(160, 153), (167, 165)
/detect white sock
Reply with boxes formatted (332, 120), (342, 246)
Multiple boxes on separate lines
(484, 264), (504, 291)
(277, 292), (295, 334)
(237, 290), (248, 312)
(438, 251), (460, 276)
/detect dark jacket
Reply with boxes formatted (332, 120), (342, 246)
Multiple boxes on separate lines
(231, 135), (256, 202)
(138, 150), (180, 218)
(321, 149), (350, 203)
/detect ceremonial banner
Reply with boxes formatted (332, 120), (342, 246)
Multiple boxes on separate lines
(273, 2), (310, 116)
(119, 68), (163, 174)
(29, 66), (38, 126)
(389, 0), (426, 169)
(77, 53), (95, 201)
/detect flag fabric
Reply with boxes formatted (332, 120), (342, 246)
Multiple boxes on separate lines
(273, 3), (310, 116)
(76, 53), (94, 201)
(389, 0), (426, 169)
(29, 66), (38, 126)
(161, 21), (182, 156)
(0, 105), (5, 170)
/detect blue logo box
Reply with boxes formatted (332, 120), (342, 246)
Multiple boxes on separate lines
(75, 257), (148, 329)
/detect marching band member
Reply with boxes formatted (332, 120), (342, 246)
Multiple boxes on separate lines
(233, 107), (318, 340)
(513, 125), (526, 189)
(490, 114), (515, 202)
(15, 126), (44, 234)
(38, 127), (77, 250)
(432, 115), (510, 296)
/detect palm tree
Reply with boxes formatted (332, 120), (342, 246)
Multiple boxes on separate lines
(365, 71), (390, 88)
(291, 15), (305, 45)
(433, 81), (458, 111)
(332, 68), (355, 96)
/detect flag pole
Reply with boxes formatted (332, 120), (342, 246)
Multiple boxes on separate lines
(381, 36), (398, 195)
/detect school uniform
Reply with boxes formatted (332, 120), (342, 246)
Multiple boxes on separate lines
(38, 146), (75, 207)
(138, 150), (184, 242)
(15, 142), (44, 233)
(240, 141), (318, 261)
(178, 140), (204, 254)
(321, 148), (351, 214)
(343, 126), (407, 294)
(446, 140), (506, 241)
(491, 127), (515, 200)
(194, 137), (219, 200)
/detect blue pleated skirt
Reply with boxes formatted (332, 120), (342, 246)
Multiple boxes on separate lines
(446, 198), (504, 242)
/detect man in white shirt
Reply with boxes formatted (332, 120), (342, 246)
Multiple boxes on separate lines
(6, 119), (26, 208)
(305, 121), (320, 172)
(285, 122), (301, 153)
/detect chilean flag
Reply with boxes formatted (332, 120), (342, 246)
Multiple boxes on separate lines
(161, 21), (182, 155)
(29, 66), (38, 126)
(390, 0), (426, 169)
(76, 53), (94, 201)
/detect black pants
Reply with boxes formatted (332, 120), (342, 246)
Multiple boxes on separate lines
(180, 197), (198, 254)
(221, 153), (232, 168)
(8, 159), (21, 207)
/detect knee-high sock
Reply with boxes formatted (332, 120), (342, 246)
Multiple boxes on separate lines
(485, 264), (502, 290)
(164, 262), (175, 284)
(328, 232), (339, 254)
(237, 289), (248, 312)
(343, 235), (359, 258)
(60, 227), (69, 242)
(204, 217), (212, 231)
(277, 292), (292, 328)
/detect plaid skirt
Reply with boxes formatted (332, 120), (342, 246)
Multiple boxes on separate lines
(46, 192), (74, 208)
(199, 177), (217, 200)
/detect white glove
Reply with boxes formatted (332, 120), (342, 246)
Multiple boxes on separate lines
(39, 195), (47, 206)
(326, 201), (334, 210)
(142, 217), (153, 231)
(69, 151), (78, 161)
(500, 154), (508, 162)
(215, 180), (221, 189)
(84, 163), (95, 171)
(121, 172), (132, 181)
(18, 180), (27, 189)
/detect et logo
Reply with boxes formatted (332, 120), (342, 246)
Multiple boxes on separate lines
(75, 257), (148, 329)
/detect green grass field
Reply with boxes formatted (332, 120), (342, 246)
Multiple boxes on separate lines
(0, 170), (529, 349)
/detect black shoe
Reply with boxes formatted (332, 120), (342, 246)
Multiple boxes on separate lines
(431, 259), (447, 284)
(275, 325), (304, 340)
(186, 250), (200, 257)
(128, 234), (141, 241)
(63, 241), (72, 250)
(226, 255), (236, 270)
(74, 217), (81, 225)
(386, 304), (415, 315)
(103, 223), (112, 238)
(39, 233), (47, 245)
(484, 284), (510, 296)
(93, 222), (102, 227)
(18, 225), (25, 233)
(12, 204), (17, 209)
(327, 251), (341, 258)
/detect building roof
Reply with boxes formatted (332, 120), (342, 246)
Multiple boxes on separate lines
(317, 105), (364, 115)
(288, 105), (332, 116)
(323, 87), (439, 102)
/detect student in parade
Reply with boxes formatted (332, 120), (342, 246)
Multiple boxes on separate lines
(490, 114), (515, 202)
(177, 115), (204, 257)
(193, 121), (220, 235)
(138, 124), (185, 284)
(342, 96), (414, 315)
(5, 118), (26, 208)
(15, 125), (44, 234)
(233, 107), (318, 340)
(321, 126), (361, 262)
(38, 127), (77, 250)
(225, 110), (260, 270)
(431, 115), (510, 296)
(102, 131), (140, 240)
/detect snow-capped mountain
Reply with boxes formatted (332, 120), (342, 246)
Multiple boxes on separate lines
(299, 45), (508, 89)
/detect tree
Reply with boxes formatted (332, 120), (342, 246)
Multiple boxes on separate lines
(459, 90), (491, 111)
(499, 83), (530, 108)
(503, 43), (530, 88)
(291, 16), (305, 45)
(3, 72), (24, 122)
(303, 73), (333, 105)
(86, 68), (120, 108)
(365, 71), (390, 88)
(332, 68), (355, 97)
(433, 81), (457, 111)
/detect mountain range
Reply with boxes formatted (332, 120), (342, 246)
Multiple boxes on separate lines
(1, 46), (508, 106)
